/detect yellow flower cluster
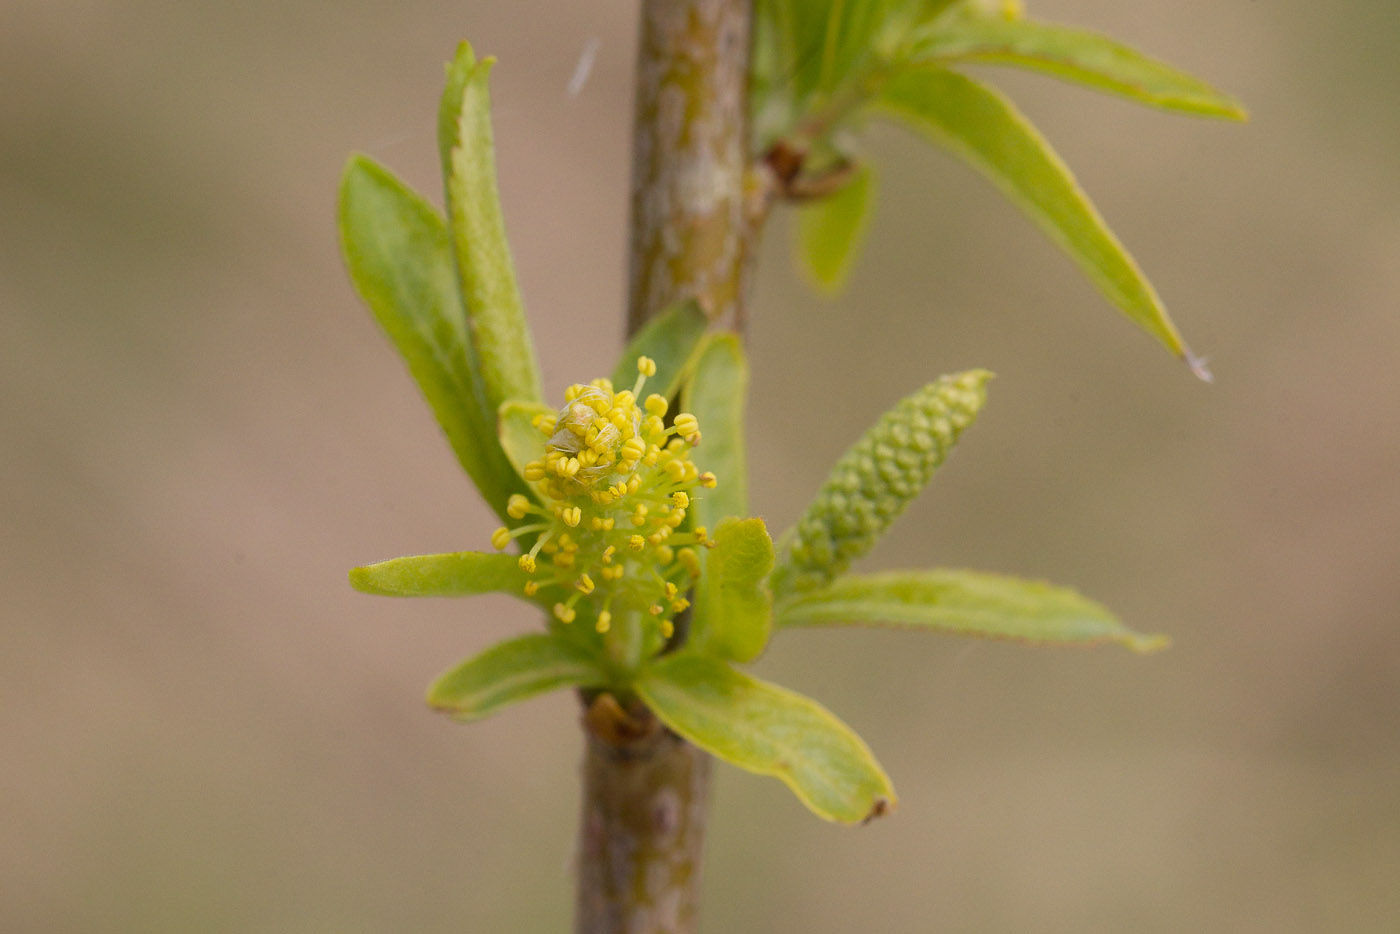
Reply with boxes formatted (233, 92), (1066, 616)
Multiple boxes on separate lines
(491, 356), (716, 638)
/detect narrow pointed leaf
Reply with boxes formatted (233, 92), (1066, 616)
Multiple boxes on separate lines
(797, 163), (877, 293)
(350, 551), (532, 599)
(910, 17), (1247, 120)
(773, 370), (991, 595)
(610, 299), (709, 401)
(497, 399), (553, 497)
(427, 633), (610, 721)
(691, 518), (775, 663)
(876, 67), (1192, 361)
(338, 155), (524, 521)
(681, 334), (749, 531)
(776, 569), (1169, 653)
(637, 654), (895, 823)
(439, 42), (544, 410)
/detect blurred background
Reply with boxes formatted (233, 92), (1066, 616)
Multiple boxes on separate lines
(3, 0), (1397, 930)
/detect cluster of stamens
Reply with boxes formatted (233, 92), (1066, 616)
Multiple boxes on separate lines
(490, 356), (716, 639)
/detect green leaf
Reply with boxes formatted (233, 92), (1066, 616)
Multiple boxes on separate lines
(875, 67), (1193, 362)
(797, 163), (877, 293)
(681, 333), (749, 531)
(610, 299), (709, 401)
(772, 371), (991, 595)
(497, 399), (553, 496)
(775, 569), (1169, 653)
(438, 42), (544, 410)
(350, 551), (532, 599)
(636, 654), (895, 823)
(338, 155), (524, 521)
(909, 16), (1247, 120)
(691, 518), (775, 663)
(427, 633), (611, 721)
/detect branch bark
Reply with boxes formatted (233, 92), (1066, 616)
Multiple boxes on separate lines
(574, 2), (750, 932)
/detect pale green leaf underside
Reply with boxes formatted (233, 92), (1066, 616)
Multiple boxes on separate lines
(691, 518), (775, 664)
(637, 654), (895, 823)
(497, 399), (552, 498)
(350, 551), (532, 599)
(337, 155), (523, 522)
(427, 633), (610, 721)
(875, 67), (1191, 361)
(439, 42), (544, 410)
(775, 569), (1169, 653)
(681, 333), (749, 532)
(797, 163), (877, 293)
(910, 16), (1247, 120)
(610, 299), (709, 401)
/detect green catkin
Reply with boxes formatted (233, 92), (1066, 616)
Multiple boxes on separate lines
(774, 370), (993, 594)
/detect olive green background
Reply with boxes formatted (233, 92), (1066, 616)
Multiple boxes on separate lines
(3, 1), (1397, 930)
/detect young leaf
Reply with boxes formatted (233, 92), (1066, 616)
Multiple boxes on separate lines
(773, 370), (991, 596)
(497, 399), (553, 496)
(690, 518), (775, 663)
(797, 163), (877, 293)
(875, 67), (1193, 362)
(427, 633), (610, 721)
(636, 653), (895, 823)
(909, 16), (1247, 120)
(681, 333), (748, 531)
(775, 569), (1169, 653)
(350, 551), (533, 599)
(338, 155), (525, 521)
(438, 42), (544, 410)
(609, 299), (709, 401)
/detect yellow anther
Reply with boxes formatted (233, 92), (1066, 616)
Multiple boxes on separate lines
(643, 415), (666, 438)
(491, 527), (512, 550)
(595, 610), (612, 633)
(664, 581), (679, 599)
(602, 565), (625, 580)
(553, 551), (576, 569)
(699, 471), (717, 488)
(602, 517), (615, 531)
(669, 597), (689, 613)
(660, 619), (675, 639)
(553, 603), (576, 624)
(621, 438), (646, 462)
(523, 580), (540, 596)
(627, 476), (642, 494)
(613, 390), (635, 409)
(649, 604), (664, 616)
(645, 394), (668, 416)
(576, 574), (595, 595)
(673, 413), (699, 437)
(564, 385), (582, 402)
(682, 462), (698, 482)
(693, 526), (708, 544)
(507, 494), (532, 519)
(666, 510), (686, 528)
(524, 460), (548, 482)
(671, 491), (690, 509)
(663, 460), (686, 482)
(637, 356), (657, 377)
(678, 548), (700, 576)
(519, 555), (537, 573)
(628, 535), (646, 552)
(591, 377), (614, 392)
(532, 413), (554, 435)
(561, 506), (582, 528)
(601, 545), (616, 563)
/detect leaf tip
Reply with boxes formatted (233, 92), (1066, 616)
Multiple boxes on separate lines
(1184, 348), (1213, 384)
(1124, 632), (1172, 654)
(347, 565), (376, 594)
(861, 794), (897, 825)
